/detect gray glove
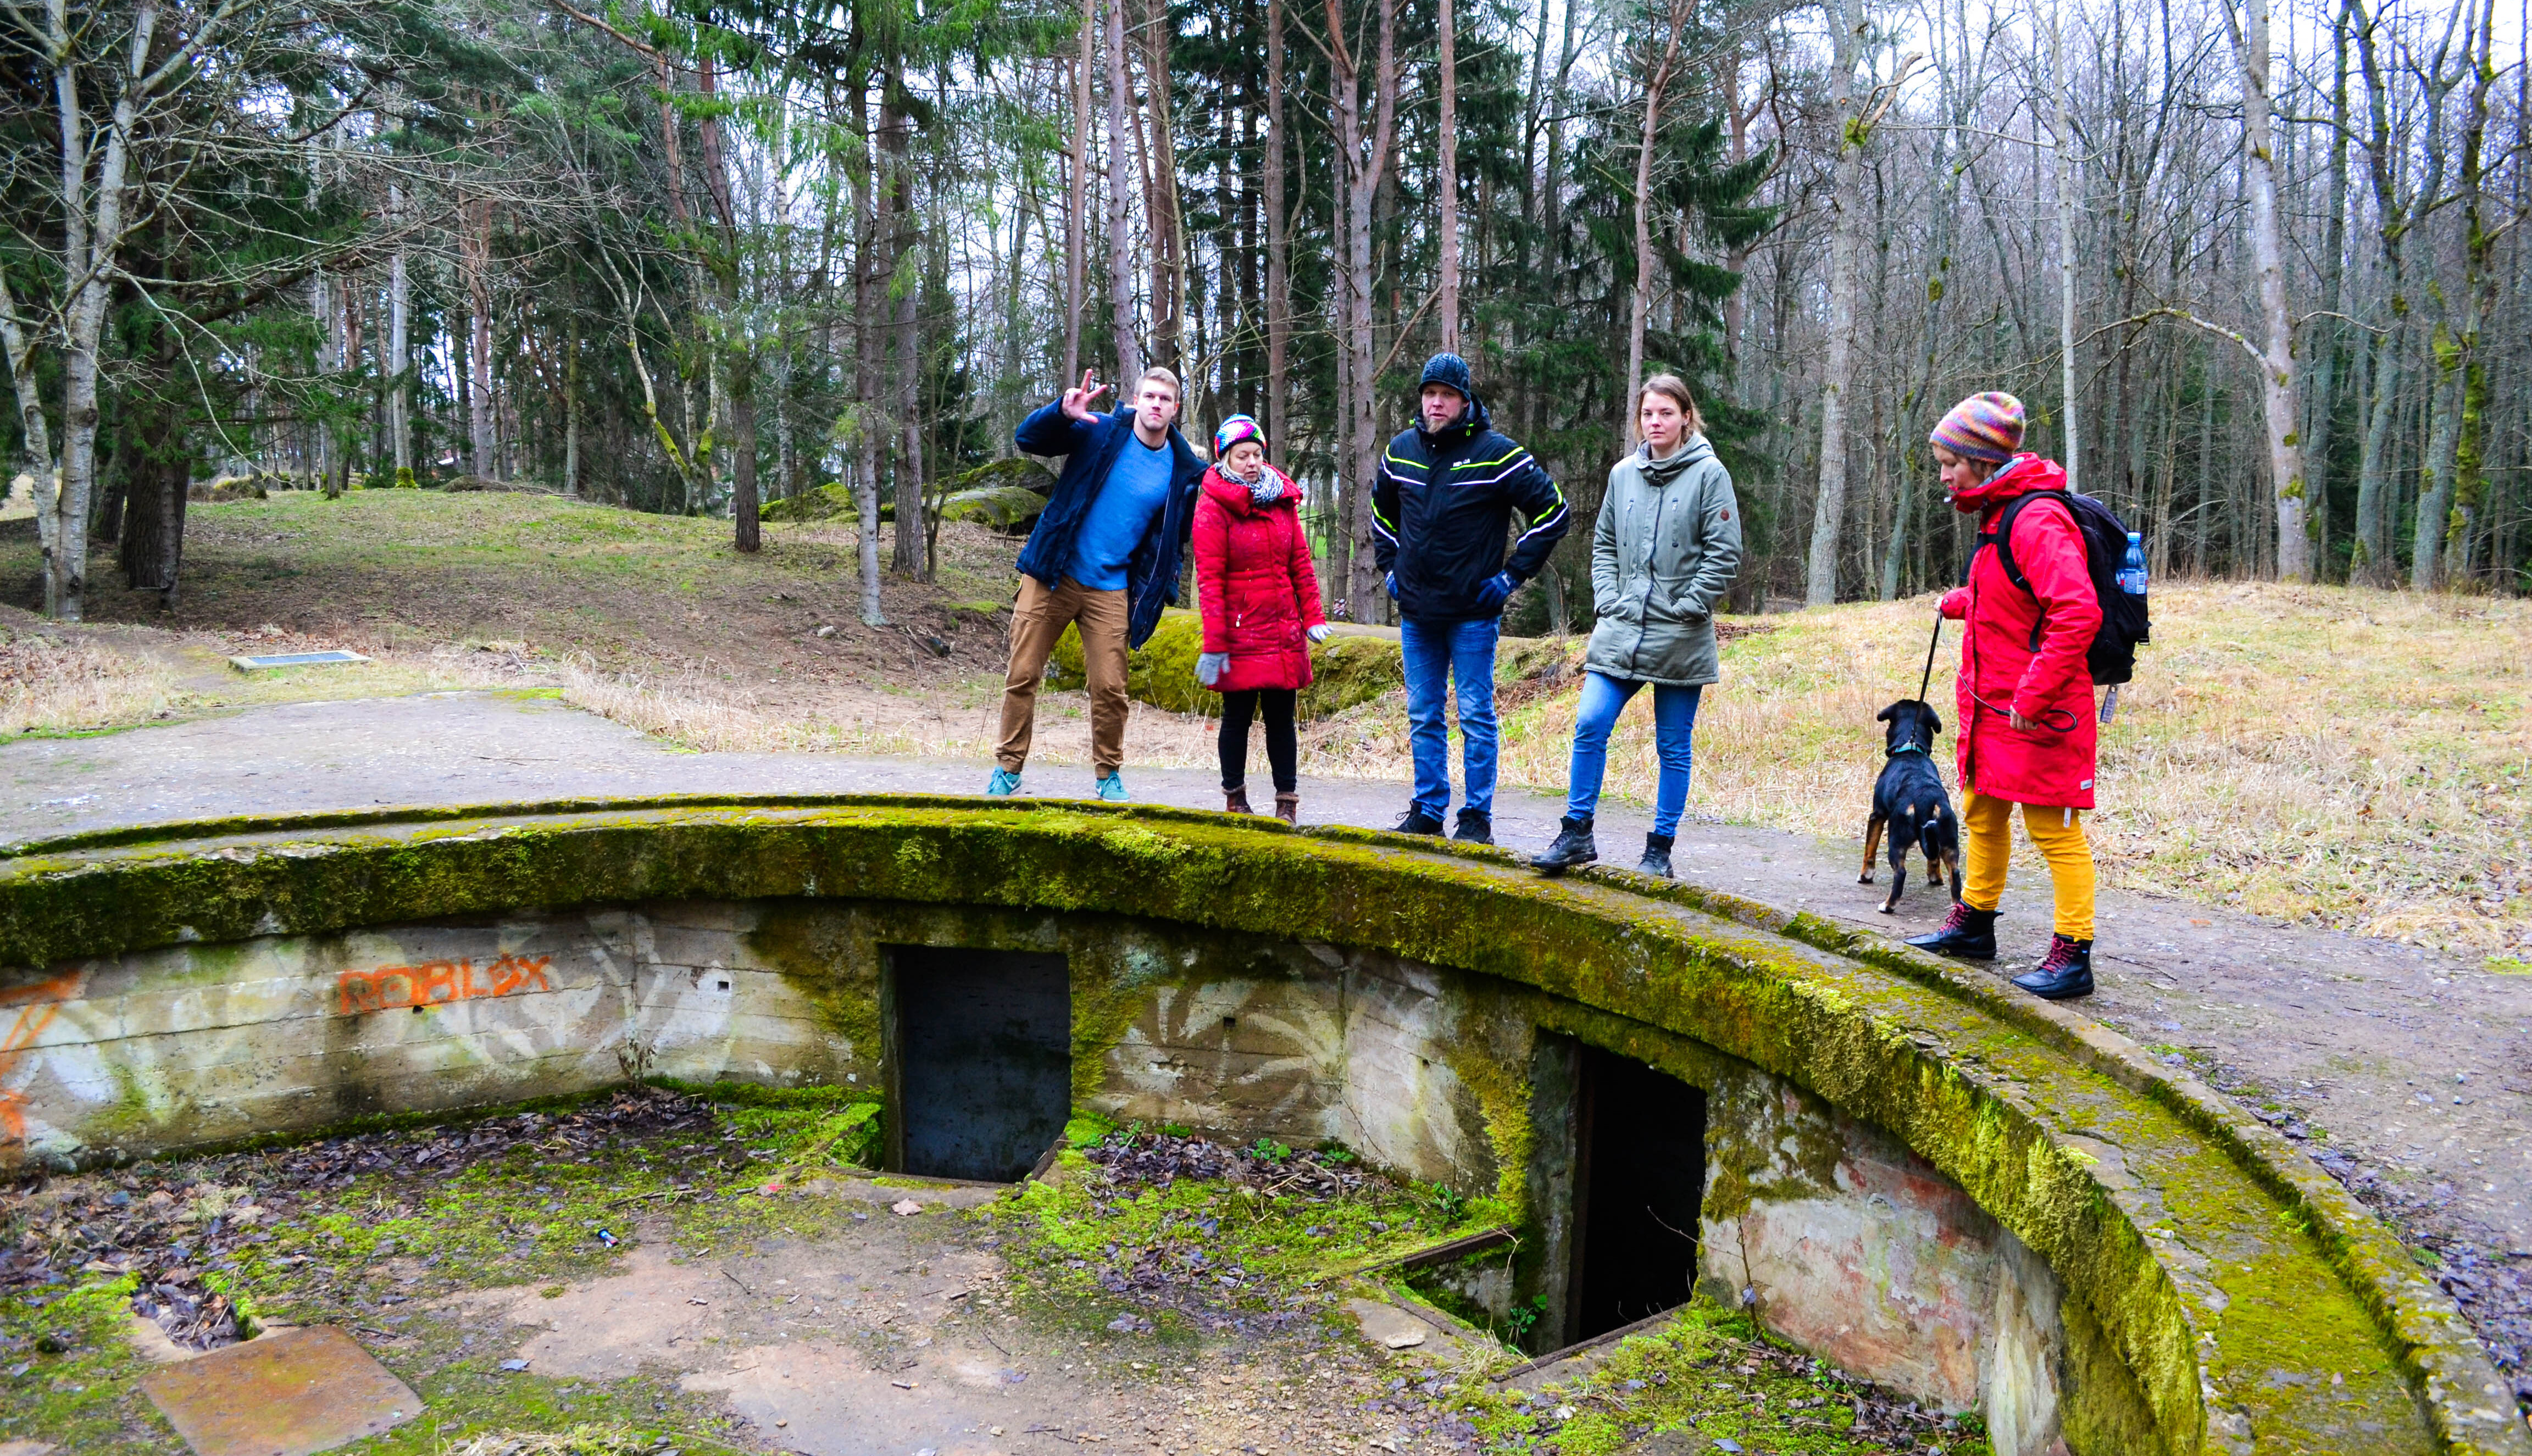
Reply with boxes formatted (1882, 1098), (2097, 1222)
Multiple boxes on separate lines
(1196, 652), (1229, 687)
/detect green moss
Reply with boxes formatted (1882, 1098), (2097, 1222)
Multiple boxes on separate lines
(1451, 1301), (1992, 1455)
(0, 1272), (170, 1452)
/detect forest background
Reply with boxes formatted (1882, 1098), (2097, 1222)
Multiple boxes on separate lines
(2, 0), (2526, 629)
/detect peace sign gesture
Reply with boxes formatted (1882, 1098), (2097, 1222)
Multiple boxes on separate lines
(1060, 370), (1110, 423)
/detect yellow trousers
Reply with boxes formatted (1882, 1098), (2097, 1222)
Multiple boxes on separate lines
(1960, 792), (2096, 941)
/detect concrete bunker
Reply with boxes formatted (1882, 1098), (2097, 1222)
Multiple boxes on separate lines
(0, 798), (2516, 1456)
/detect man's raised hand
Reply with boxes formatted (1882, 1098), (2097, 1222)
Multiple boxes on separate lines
(1061, 370), (1110, 423)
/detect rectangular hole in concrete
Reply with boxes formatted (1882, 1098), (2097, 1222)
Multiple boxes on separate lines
(884, 946), (1071, 1183)
(1567, 1042), (1706, 1343)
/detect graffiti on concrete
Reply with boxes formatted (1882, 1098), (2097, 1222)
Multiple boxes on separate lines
(1, 971), (88, 1144)
(335, 954), (554, 1015)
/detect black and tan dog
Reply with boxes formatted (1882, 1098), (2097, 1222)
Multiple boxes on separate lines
(1862, 699), (1963, 913)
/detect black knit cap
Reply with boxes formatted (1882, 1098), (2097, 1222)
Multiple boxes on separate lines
(1418, 352), (1474, 401)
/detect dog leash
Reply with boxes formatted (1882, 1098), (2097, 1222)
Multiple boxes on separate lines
(1917, 614), (1942, 705)
(1929, 607), (2079, 733)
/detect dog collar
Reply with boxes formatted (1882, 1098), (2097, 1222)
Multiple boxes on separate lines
(1888, 743), (1929, 755)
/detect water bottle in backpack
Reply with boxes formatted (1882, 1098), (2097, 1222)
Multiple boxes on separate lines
(2103, 532), (2147, 721)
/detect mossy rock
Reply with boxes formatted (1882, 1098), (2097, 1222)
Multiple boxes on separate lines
(762, 482), (895, 523)
(1046, 610), (1581, 720)
(939, 485), (1048, 532)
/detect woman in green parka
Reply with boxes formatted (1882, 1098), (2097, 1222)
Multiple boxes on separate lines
(1531, 374), (1743, 877)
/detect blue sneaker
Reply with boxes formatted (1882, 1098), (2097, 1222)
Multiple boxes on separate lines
(1095, 772), (1130, 803)
(985, 768), (1023, 797)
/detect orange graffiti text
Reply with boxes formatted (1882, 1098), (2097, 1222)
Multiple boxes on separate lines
(335, 954), (554, 1015)
(1, 971), (87, 1146)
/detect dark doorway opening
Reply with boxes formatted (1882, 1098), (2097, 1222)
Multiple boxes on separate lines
(1567, 1043), (1707, 1343)
(884, 946), (1071, 1182)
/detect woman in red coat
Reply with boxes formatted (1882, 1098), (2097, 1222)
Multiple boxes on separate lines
(1904, 392), (2101, 1001)
(1193, 415), (1329, 823)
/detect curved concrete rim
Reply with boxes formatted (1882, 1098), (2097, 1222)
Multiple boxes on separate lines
(0, 793), (2520, 1455)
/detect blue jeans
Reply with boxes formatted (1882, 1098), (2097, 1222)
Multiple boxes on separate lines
(1567, 672), (1702, 836)
(1400, 615), (1501, 819)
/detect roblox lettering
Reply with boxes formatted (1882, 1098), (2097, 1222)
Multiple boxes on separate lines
(335, 953), (554, 1016)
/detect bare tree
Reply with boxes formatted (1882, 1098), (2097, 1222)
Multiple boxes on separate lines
(2222, 0), (2311, 581)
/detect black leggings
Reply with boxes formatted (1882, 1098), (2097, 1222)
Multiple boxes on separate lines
(1219, 688), (1298, 793)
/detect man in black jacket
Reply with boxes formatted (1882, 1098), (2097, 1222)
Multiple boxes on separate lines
(1372, 353), (1570, 842)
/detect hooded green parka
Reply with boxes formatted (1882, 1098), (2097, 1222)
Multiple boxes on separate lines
(1584, 435), (1743, 686)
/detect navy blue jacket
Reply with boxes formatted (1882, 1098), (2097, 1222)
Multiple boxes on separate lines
(1371, 390), (1569, 623)
(1013, 401), (1204, 649)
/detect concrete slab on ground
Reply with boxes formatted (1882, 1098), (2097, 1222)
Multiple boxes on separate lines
(138, 1326), (420, 1456)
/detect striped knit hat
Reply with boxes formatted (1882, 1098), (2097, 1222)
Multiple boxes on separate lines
(1930, 392), (2025, 464)
(1213, 414), (1265, 458)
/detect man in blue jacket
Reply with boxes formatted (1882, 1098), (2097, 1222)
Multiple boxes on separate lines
(1373, 353), (1570, 842)
(992, 367), (1204, 802)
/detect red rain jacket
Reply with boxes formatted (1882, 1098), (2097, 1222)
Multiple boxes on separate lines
(1937, 454), (2101, 809)
(1193, 463), (1326, 693)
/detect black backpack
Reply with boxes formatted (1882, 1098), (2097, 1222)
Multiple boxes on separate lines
(1976, 491), (2151, 686)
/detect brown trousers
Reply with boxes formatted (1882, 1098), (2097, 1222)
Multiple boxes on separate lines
(996, 575), (1131, 777)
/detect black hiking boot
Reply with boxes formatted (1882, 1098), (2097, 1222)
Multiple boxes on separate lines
(1391, 807), (1446, 836)
(2012, 935), (2095, 1001)
(1452, 809), (1493, 845)
(1906, 903), (1998, 960)
(1636, 833), (1674, 879)
(1531, 816), (1597, 874)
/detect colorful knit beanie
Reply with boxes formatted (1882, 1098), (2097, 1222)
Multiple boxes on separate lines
(1929, 392), (2025, 464)
(1213, 414), (1266, 459)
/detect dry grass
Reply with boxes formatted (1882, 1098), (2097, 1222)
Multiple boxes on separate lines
(0, 621), (179, 733)
(1479, 583), (2531, 955)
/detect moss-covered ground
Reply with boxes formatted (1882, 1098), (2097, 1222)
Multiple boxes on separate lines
(5, 1095), (2005, 1455)
(1454, 1302), (1994, 1455)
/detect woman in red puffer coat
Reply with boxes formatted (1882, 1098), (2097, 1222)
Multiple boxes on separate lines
(1904, 391), (2102, 1003)
(1193, 415), (1329, 823)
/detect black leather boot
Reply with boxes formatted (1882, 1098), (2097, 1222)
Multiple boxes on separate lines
(1452, 809), (1493, 844)
(1906, 903), (1998, 960)
(1637, 833), (1675, 878)
(1531, 816), (1597, 874)
(1391, 807), (1445, 836)
(2012, 935), (2095, 1000)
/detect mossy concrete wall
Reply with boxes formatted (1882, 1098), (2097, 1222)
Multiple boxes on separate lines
(0, 797), (2519, 1456)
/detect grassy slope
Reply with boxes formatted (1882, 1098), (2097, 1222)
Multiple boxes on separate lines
(1490, 585), (2531, 957)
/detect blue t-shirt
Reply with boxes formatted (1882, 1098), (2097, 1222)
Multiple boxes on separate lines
(1066, 435), (1173, 591)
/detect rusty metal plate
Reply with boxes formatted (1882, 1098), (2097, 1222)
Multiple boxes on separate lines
(141, 1327), (420, 1456)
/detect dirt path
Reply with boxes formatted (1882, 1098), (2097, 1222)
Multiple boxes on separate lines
(5, 691), (2525, 1410)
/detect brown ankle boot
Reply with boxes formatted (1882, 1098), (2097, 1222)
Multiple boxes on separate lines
(1224, 786), (1252, 814)
(1274, 792), (1299, 825)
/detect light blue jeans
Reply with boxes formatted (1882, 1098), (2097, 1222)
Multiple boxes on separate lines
(1566, 672), (1702, 836)
(1401, 615), (1500, 819)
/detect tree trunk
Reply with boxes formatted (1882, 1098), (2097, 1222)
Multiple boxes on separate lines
(2052, 10), (2081, 491)
(849, 74), (889, 626)
(388, 186), (412, 480)
(1138, 0), (1185, 371)
(1105, 0), (1142, 382)
(2227, 0), (2311, 581)
(1804, 0), (1866, 608)
(1067, 5), (1093, 384)
(884, 76), (925, 577)
(1264, 0), (1290, 451)
(2238, 0), (2319, 585)
(1330, 0), (1400, 621)
(1435, 0), (1459, 355)
(466, 201), (497, 480)
(1625, 3), (1689, 442)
